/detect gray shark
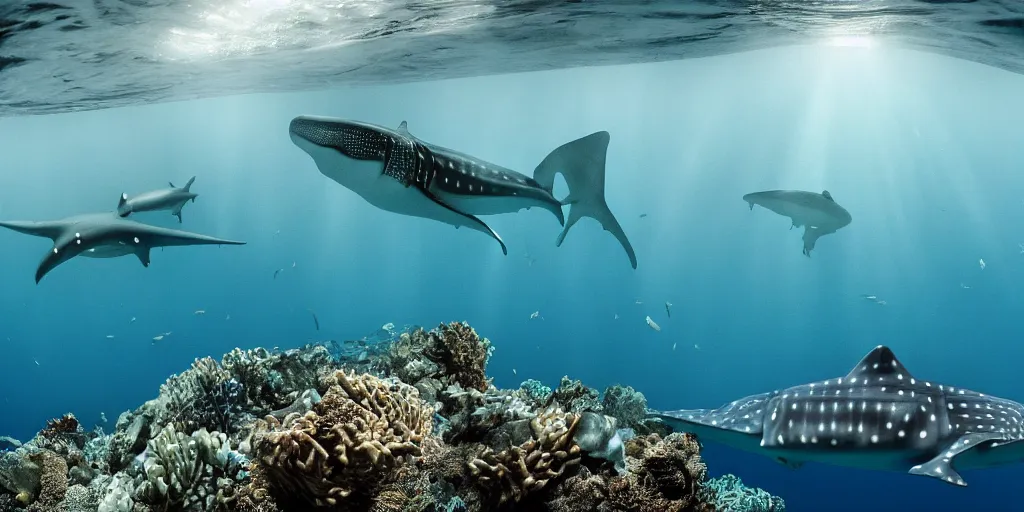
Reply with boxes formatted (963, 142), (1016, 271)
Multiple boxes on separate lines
(0, 212), (245, 283)
(649, 345), (1024, 487)
(118, 177), (198, 223)
(288, 116), (637, 268)
(743, 189), (851, 257)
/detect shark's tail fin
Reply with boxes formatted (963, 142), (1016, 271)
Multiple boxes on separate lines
(533, 131), (637, 269)
(117, 193), (132, 217)
(182, 176), (196, 192)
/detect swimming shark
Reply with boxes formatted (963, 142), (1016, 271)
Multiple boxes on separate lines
(743, 189), (851, 257)
(0, 212), (245, 283)
(118, 177), (198, 223)
(288, 116), (637, 268)
(648, 345), (1024, 487)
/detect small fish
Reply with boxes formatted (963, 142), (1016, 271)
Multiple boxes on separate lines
(152, 335), (165, 342)
(512, 368), (517, 376)
(672, 342), (677, 351)
(273, 229), (281, 235)
(694, 344), (701, 351)
(273, 268), (283, 279)
(33, 360), (39, 366)
(979, 258), (986, 270)
(291, 261), (297, 268)
(639, 213), (648, 218)
(645, 315), (661, 332)
(862, 294), (878, 301)
(614, 313), (619, 320)
(635, 299), (643, 305)
(194, 310), (206, 315)
(960, 283), (971, 289)
(225, 314), (231, 320)
(129, 317), (136, 324)
(530, 311), (541, 320)
(310, 310), (320, 331)
(105, 335), (115, 339)
(665, 302), (673, 318)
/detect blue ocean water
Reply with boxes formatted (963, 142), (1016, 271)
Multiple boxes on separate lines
(2, 43), (1024, 510)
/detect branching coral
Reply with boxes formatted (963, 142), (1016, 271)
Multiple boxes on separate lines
(426, 322), (493, 392)
(155, 356), (246, 435)
(701, 474), (786, 512)
(133, 424), (245, 511)
(251, 369), (434, 508)
(468, 409), (582, 505)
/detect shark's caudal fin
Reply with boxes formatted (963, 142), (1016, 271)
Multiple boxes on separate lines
(117, 193), (131, 217)
(0, 220), (65, 240)
(532, 131), (637, 269)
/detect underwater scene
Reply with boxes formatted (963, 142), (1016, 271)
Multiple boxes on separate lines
(2, 1), (1024, 511)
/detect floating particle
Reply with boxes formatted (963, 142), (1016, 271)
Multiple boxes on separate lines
(672, 342), (677, 351)
(194, 310), (206, 315)
(646, 316), (661, 332)
(292, 261), (297, 268)
(530, 311), (541, 320)
(106, 335), (115, 339)
(960, 283), (970, 289)
(694, 344), (701, 351)
(979, 258), (986, 270)
(512, 368), (517, 375)
(614, 313), (619, 320)
(226, 314), (231, 320)
(635, 299), (643, 305)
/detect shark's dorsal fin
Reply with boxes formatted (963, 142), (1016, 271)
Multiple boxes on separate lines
(845, 345), (916, 381)
(397, 121), (410, 135)
(821, 190), (834, 201)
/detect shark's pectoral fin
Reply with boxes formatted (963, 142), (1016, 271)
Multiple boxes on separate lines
(909, 432), (1003, 487)
(135, 247), (151, 267)
(421, 186), (507, 255)
(172, 204), (185, 223)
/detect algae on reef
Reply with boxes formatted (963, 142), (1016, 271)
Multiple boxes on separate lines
(0, 321), (785, 512)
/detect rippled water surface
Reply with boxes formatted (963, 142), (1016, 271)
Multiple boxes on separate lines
(0, 0), (1022, 116)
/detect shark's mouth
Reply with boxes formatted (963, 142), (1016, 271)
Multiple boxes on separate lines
(288, 117), (388, 161)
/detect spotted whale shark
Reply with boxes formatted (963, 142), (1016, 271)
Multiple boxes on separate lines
(743, 189), (851, 257)
(649, 346), (1024, 486)
(288, 116), (637, 268)
(0, 212), (245, 283)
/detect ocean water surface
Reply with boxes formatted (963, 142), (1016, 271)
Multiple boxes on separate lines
(2, 3), (1024, 512)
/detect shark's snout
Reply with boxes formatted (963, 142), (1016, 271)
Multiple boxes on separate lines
(288, 116), (346, 148)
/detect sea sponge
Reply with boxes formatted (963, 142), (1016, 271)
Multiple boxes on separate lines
(252, 369), (434, 507)
(426, 322), (493, 392)
(468, 408), (582, 504)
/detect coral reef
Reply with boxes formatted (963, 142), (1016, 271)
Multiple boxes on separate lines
(248, 369), (433, 508)
(702, 474), (786, 512)
(0, 321), (785, 512)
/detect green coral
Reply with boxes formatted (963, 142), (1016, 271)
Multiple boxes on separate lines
(702, 474), (786, 512)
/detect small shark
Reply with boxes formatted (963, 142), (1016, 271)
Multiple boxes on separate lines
(743, 189), (851, 257)
(0, 212), (245, 283)
(118, 177), (198, 223)
(288, 116), (637, 268)
(648, 346), (1024, 486)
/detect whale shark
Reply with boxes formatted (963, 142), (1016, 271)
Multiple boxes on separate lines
(743, 189), (851, 257)
(288, 116), (637, 268)
(118, 177), (198, 223)
(648, 346), (1024, 486)
(0, 212), (245, 283)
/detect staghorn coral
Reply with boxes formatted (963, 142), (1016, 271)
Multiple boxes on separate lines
(468, 408), (582, 505)
(252, 369), (434, 508)
(426, 322), (493, 392)
(701, 474), (786, 512)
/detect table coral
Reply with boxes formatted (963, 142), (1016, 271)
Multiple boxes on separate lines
(251, 369), (434, 508)
(468, 409), (582, 505)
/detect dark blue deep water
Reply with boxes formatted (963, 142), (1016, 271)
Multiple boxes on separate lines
(3, 44), (1024, 511)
